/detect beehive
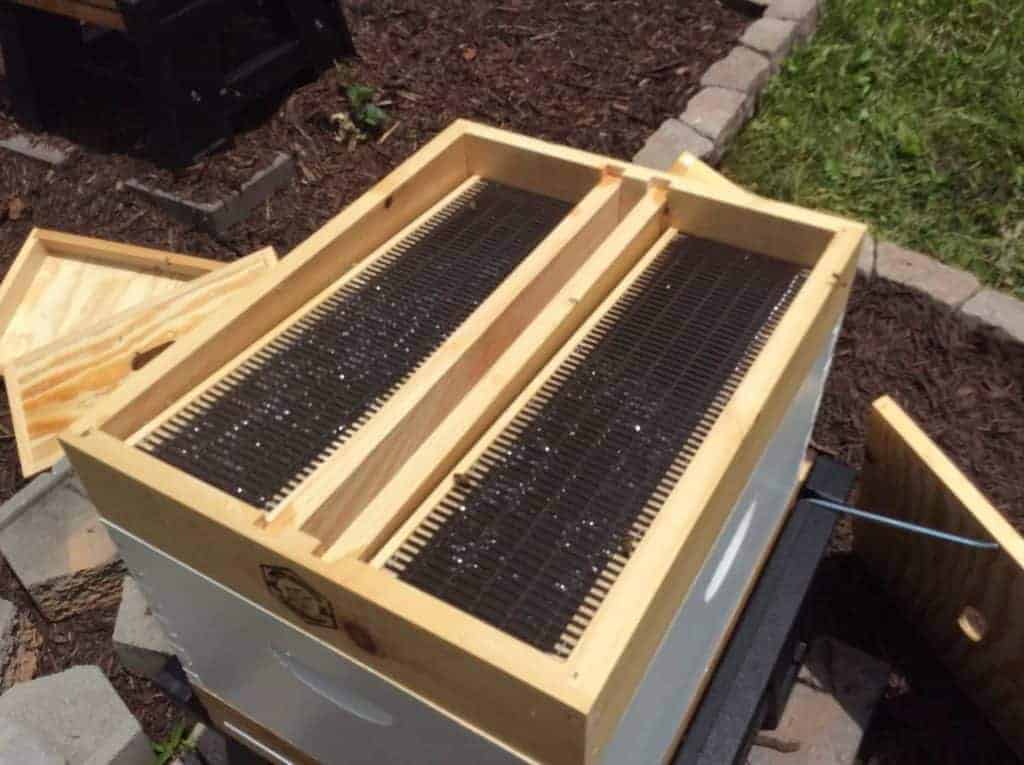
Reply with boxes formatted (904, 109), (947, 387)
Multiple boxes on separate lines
(63, 121), (864, 764)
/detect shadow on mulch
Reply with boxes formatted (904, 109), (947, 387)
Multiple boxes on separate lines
(806, 554), (1019, 764)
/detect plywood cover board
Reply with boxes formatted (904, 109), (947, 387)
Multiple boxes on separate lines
(0, 230), (222, 370)
(4, 248), (276, 476)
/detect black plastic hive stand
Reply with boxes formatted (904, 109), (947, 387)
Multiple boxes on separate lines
(0, 0), (355, 166)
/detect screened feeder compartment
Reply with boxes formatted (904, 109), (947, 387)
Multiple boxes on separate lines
(62, 120), (865, 764)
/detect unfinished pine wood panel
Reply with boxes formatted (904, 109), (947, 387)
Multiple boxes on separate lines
(0, 229), (221, 370)
(63, 121), (866, 765)
(857, 396), (1024, 759)
(5, 248), (278, 477)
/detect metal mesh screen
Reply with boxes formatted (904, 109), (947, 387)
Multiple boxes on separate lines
(387, 235), (807, 656)
(140, 180), (571, 509)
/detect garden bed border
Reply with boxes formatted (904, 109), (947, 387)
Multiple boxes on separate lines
(632, 0), (1024, 347)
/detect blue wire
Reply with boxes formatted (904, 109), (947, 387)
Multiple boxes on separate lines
(805, 497), (1000, 550)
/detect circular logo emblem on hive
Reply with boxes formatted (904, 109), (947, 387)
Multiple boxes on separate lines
(261, 565), (338, 629)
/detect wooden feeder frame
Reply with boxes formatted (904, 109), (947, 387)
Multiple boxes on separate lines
(63, 120), (864, 764)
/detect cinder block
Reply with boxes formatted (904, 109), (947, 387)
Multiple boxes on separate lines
(127, 152), (295, 236)
(765, 0), (820, 41)
(0, 718), (65, 765)
(875, 241), (980, 309)
(856, 234), (875, 279)
(961, 288), (1024, 345)
(749, 637), (889, 765)
(681, 87), (753, 150)
(0, 135), (71, 167)
(113, 577), (175, 681)
(700, 47), (772, 98)
(0, 666), (151, 764)
(0, 469), (123, 622)
(740, 18), (800, 70)
(633, 119), (715, 170)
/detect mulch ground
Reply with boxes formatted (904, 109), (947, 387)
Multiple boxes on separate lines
(0, 1), (1022, 762)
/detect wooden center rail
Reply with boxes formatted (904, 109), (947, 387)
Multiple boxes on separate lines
(63, 120), (865, 764)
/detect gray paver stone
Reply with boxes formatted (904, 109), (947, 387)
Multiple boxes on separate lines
(126, 152), (294, 236)
(680, 87), (752, 149)
(0, 135), (71, 167)
(875, 241), (980, 309)
(633, 119), (715, 170)
(765, 0), (820, 41)
(740, 18), (800, 70)
(0, 470), (123, 621)
(857, 234), (875, 279)
(114, 577), (175, 681)
(749, 637), (889, 765)
(700, 47), (772, 98)
(0, 666), (150, 764)
(961, 288), (1024, 345)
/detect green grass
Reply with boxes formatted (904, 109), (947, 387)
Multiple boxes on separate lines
(723, 0), (1024, 296)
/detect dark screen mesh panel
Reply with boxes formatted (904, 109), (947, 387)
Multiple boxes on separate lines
(140, 180), (571, 509)
(387, 235), (807, 656)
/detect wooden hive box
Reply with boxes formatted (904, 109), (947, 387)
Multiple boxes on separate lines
(62, 121), (865, 764)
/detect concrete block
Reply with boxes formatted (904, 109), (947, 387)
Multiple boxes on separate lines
(749, 637), (889, 765)
(0, 666), (151, 765)
(875, 241), (980, 309)
(681, 87), (753, 149)
(633, 118), (715, 170)
(740, 18), (800, 70)
(127, 152), (295, 236)
(765, 0), (820, 41)
(113, 577), (174, 681)
(700, 47), (772, 98)
(0, 718), (65, 765)
(0, 470), (123, 622)
(856, 234), (875, 279)
(0, 135), (71, 167)
(961, 288), (1024, 345)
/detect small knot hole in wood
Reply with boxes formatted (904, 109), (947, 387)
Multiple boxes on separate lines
(131, 340), (175, 371)
(958, 605), (988, 642)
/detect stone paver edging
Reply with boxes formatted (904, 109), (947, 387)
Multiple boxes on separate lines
(633, 0), (1024, 348)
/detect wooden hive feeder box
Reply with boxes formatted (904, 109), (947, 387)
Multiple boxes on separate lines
(62, 121), (865, 764)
